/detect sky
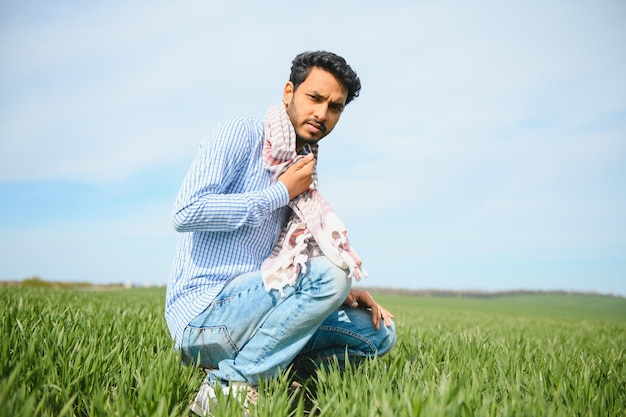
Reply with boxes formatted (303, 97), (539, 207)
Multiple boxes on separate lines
(1, 1), (625, 295)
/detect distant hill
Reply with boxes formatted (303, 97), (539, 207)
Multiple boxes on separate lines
(2, 277), (622, 299)
(357, 286), (624, 299)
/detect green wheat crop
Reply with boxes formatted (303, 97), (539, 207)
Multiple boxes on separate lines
(1, 286), (624, 416)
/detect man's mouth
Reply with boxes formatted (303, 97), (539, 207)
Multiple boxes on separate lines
(306, 120), (326, 134)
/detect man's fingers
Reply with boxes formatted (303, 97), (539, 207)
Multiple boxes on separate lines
(299, 155), (315, 173)
(370, 303), (394, 330)
(371, 303), (382, 330)
(279, 154), (316, 199)
(296, 153), (314, 167)
(346, 289), (394, 330)
(344, 294), (358, 308)
(381, 307), (394, 327)
(356, 290), (374, 307)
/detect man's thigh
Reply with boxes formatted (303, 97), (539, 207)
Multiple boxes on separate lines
(180, 270), (285, 368)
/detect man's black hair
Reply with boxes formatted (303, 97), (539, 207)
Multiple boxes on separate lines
(289, 51), (361, 105)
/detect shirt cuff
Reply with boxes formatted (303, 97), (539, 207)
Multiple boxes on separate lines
(263, 182), (290, 212)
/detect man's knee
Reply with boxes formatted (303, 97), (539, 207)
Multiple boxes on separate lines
(305, 256), (351, 302)
(335, 307), (396, 358)
(376, 320), (396, 357)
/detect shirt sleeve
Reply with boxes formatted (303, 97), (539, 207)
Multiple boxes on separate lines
(172, 117), (290, 233)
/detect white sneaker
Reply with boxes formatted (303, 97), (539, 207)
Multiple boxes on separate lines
(190, 380), (258, 416)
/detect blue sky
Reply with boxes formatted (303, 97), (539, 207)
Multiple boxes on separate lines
(1, 1), (625, 295)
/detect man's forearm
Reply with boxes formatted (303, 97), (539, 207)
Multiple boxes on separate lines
(172, 182), (289, 233)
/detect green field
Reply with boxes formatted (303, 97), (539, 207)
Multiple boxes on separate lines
(1, 286), (625, 416)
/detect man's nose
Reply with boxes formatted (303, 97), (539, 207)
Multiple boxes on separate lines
(313, 103), (328, 121)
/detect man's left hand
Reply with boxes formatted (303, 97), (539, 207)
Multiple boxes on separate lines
(343, 289), (394, 330)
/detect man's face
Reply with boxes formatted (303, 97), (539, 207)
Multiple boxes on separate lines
(283, 66), (348, 151)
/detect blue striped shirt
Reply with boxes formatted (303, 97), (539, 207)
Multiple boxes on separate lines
(165, 116), (291, 346)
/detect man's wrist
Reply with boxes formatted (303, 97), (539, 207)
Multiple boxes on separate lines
(264, 182), (290, 211)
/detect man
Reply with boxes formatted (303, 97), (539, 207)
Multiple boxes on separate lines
(165, 51), (396, 415)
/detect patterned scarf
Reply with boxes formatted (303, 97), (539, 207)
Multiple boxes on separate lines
(260, 104), (366, 295)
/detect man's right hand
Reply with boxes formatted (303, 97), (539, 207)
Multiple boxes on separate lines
(278, 153), (316, 200)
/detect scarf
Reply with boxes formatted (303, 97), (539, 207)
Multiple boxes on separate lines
(260, 104), (366, 295)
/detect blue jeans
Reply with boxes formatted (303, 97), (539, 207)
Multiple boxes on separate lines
(180, 257), (396, 385)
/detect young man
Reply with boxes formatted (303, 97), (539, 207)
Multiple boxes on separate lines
(165, 51), (396, 415)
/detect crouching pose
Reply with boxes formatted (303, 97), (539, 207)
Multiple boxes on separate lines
(165, 50), (396, 416)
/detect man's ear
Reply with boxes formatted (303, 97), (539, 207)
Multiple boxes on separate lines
(283, 81), (294, 107)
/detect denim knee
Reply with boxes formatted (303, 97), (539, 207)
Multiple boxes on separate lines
(305, 256), (351, 305)
(377, 319), (397, 357)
